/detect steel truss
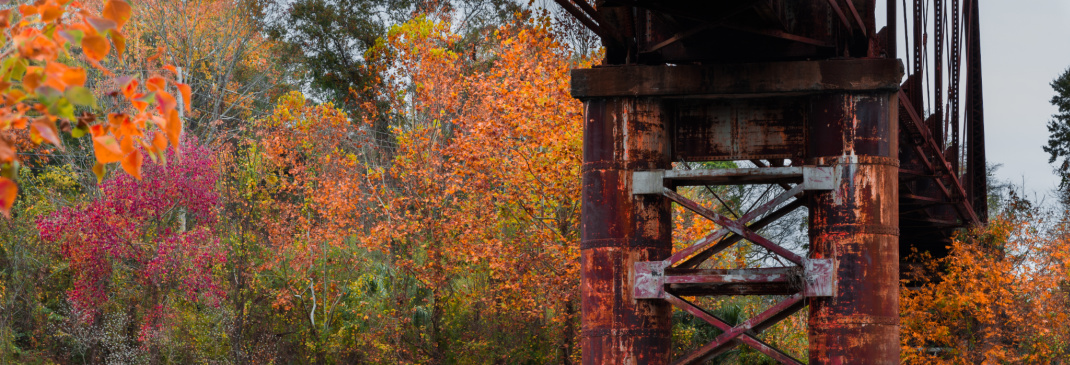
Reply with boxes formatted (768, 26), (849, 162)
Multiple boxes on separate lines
(632, 166), (838, 365)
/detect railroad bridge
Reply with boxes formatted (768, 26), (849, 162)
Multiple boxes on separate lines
(558, 0), (988, 363)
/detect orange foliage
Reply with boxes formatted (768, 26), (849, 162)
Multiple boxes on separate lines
(0, 0), (187, 217)
(247, 15), (589, 362)
(364, 15), (585, 321)
(901, 201), (1070, 363)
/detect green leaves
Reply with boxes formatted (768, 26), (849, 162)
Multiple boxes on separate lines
(64, 86), (97, 108)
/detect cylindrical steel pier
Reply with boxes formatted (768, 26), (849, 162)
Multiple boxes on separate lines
(580, 98), (672, 365)
(807, 93), (901, 364)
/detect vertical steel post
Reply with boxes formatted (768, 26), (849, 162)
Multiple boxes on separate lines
(807, 92), (900, 364)
(964, 0), (987, 222)
(581, 98), (672, 365)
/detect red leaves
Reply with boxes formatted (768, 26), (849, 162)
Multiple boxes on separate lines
(38, 141), (222, 320)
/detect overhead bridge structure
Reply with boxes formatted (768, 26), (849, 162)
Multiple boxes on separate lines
(557, 0), (988, 363)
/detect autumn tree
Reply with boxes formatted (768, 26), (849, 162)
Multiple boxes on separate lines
(121, 0), (291, 138)
(901, 194), (1070, 363)
(342, 15), (589, 362)
(36, 141), (227, 362)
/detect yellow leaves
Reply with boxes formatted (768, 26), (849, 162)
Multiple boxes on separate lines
(109, 29), (125, 55)
(92, 162), (104, 182)
(0, 177), (15, 218)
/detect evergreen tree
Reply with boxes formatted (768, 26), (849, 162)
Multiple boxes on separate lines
(1043, 66), (1070, 205)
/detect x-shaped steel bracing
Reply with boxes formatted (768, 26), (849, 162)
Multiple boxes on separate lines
(633, 166), (837, 365)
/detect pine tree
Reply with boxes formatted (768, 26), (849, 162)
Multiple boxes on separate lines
(1043, 67), (1070, 205)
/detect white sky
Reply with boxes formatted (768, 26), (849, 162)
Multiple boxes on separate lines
(979, 1), (1070, 201)
(879, 1), (1070, 202)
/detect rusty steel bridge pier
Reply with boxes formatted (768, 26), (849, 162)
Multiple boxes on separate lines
(580, 98), (673, 363)
(576, 61), (904, 364)
(807, 93), (901, 363)
(564, 0), (988, 363)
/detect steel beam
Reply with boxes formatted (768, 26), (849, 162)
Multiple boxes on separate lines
(570, 60), (902, 99)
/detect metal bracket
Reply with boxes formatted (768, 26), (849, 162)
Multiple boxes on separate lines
(802, 166), (839, 191)
(632, 170), (666, 195)
(803, 258), (836, 297)
(636, 166), (836, 194)
(633, 260), (667, 299)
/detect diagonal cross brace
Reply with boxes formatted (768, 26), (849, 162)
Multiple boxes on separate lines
(662, 293), (805, 365)
(664, 187), (805, 265)
(665, 184), (805, 266)
(668, 293), (807, 365)
(675, 200), (805, 269)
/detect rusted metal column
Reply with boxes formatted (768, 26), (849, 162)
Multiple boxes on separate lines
(581, 98), (671, 365)
(807, 92), (900, 364)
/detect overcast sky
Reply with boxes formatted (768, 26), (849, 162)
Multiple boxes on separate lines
(979, 1), (1070, 202)
(878, 1), (1070, 203)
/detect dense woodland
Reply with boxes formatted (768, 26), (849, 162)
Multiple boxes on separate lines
(1, 0), (1070, 363)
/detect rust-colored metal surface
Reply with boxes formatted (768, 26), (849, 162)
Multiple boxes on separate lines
(565, 0), (987, 363)
(580, 98), (671, 365)
(807, 93), (901, 364)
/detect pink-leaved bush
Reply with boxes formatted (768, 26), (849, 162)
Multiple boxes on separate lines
(37, 140), (224, 325)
